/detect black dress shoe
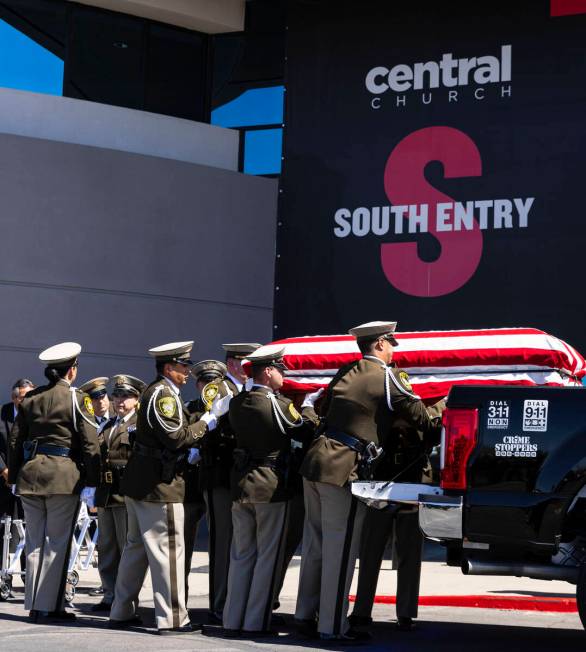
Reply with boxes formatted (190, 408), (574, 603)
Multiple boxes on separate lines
(270, 612), (287, 627)
(242, 630), (278, 638)
(396, 616), (415, 631)
(89, 587), (105, 596)
(108, 616), (143, 629)
(47, 611), (77, 622)
(158, 623), (202, 635)
(218, 628), (241, 638)
(90, 602), (112, 612)
(295, 618), (318, 639)
(348, 614), (373, 627)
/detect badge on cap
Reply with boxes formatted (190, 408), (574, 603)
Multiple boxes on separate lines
(158, 397), (177, 418)
(202, 382), (219, 411)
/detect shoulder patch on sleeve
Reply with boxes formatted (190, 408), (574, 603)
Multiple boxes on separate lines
(288, 403), (301, 421)
(84, 395), (94, 416)
(158, 396), (177, 418)
(399, 371), (412, 392)
(388, 368), (420, 399)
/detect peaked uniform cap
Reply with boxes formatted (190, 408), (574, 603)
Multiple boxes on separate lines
(79, 376), (109, 398)
(148, 341), (194, 364)
(348, 321), (399, 346)
(222, 343), (263, 359)
(39, 342), (82, 366)
(191, 360), (227, 381)
(245, 344), (288, 368)
(111, 374), (146, 396)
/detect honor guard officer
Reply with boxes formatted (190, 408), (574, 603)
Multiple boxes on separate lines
(91, 375), (146, 613)
(8, 342), (100, 622)
(109, 341), (217, 635)
(182, 360), (227, 597)
(198, 343), (260, 622)
(79, 377), (111, 426)
(222, 345), (317, 637)
(295, 321), (443, 642)
(350, 408), (442, 632)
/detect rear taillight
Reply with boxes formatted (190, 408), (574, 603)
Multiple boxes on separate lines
(440, 407), (479, 490)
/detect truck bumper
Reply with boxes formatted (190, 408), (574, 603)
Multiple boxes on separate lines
(351, 481), (442, 509)
(419, 492), (463, 540)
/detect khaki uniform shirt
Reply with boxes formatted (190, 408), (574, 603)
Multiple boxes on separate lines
(300, 357), (443, 487)
(228, 386), (317, 503)
(121, 375), (209, 503)
(95, 411), (137, 508)
(8, 380), (100, 495)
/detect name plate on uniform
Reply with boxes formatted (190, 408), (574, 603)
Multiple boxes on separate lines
(351, 481), (443, 509)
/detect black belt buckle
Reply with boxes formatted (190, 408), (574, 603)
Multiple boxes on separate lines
(104, 471), (113, 484)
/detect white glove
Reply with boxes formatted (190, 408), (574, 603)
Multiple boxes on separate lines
(199, 411), (217, 431)
(211, 392), (233, 418)
(301, 387), (325, 409)
(10, 484), (16, 495)
(80, 486), (96, 508)
(187, 448), (201, 465)
(244, 378), (254, 391)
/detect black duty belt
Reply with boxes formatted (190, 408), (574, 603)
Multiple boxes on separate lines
(103, 465), (126, 484)
(37, 444), (72, 457)
(325, 430), (367, 454)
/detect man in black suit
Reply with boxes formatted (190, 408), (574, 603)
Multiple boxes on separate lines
(1, 379), (35, 595)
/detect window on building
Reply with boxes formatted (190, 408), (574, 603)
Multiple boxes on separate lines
(0, 18), (63, 95)
(211, 85), (284, 176)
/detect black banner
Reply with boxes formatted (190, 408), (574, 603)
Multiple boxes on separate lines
(275, 0), (586, 351)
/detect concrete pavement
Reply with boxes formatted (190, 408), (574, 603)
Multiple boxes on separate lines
(0, 541), (584, 650)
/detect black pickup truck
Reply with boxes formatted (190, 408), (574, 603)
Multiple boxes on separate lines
(353, 385), (586, 629)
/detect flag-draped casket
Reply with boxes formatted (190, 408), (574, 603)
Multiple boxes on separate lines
(259, 328), (585, 402)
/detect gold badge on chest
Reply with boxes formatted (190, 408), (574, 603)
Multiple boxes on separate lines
(202, 382), (219, 411)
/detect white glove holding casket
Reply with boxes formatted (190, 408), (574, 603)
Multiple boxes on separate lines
(199, 411), (217, 431)
(211, 392), (233, 418)
(301, 387), (324, 409)
(187, 448), (201, 465)
(80, 486), (96, 508)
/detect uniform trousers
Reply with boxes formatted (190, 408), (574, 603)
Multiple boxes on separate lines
(352, 506), (423, 620)
(223, 501), (288, 632)
(96, 505), (127, 604)
(295, 479), (366, 636)
(183, 500), (206, 596)
(110, 497), (188, 630)
(276, 491), (305, 601)
(203, 485), (232, 614)
(20, 494), (79, 612)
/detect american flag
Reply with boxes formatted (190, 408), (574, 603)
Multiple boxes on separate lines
(264, 327), (585, 401)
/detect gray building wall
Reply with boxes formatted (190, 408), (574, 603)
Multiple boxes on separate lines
(0, 131), (277, 402)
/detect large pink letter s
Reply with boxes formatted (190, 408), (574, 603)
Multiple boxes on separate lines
(381, 126), (483, 297)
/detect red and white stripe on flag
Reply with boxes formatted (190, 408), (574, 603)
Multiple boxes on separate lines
(263, 327), (585, 401)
